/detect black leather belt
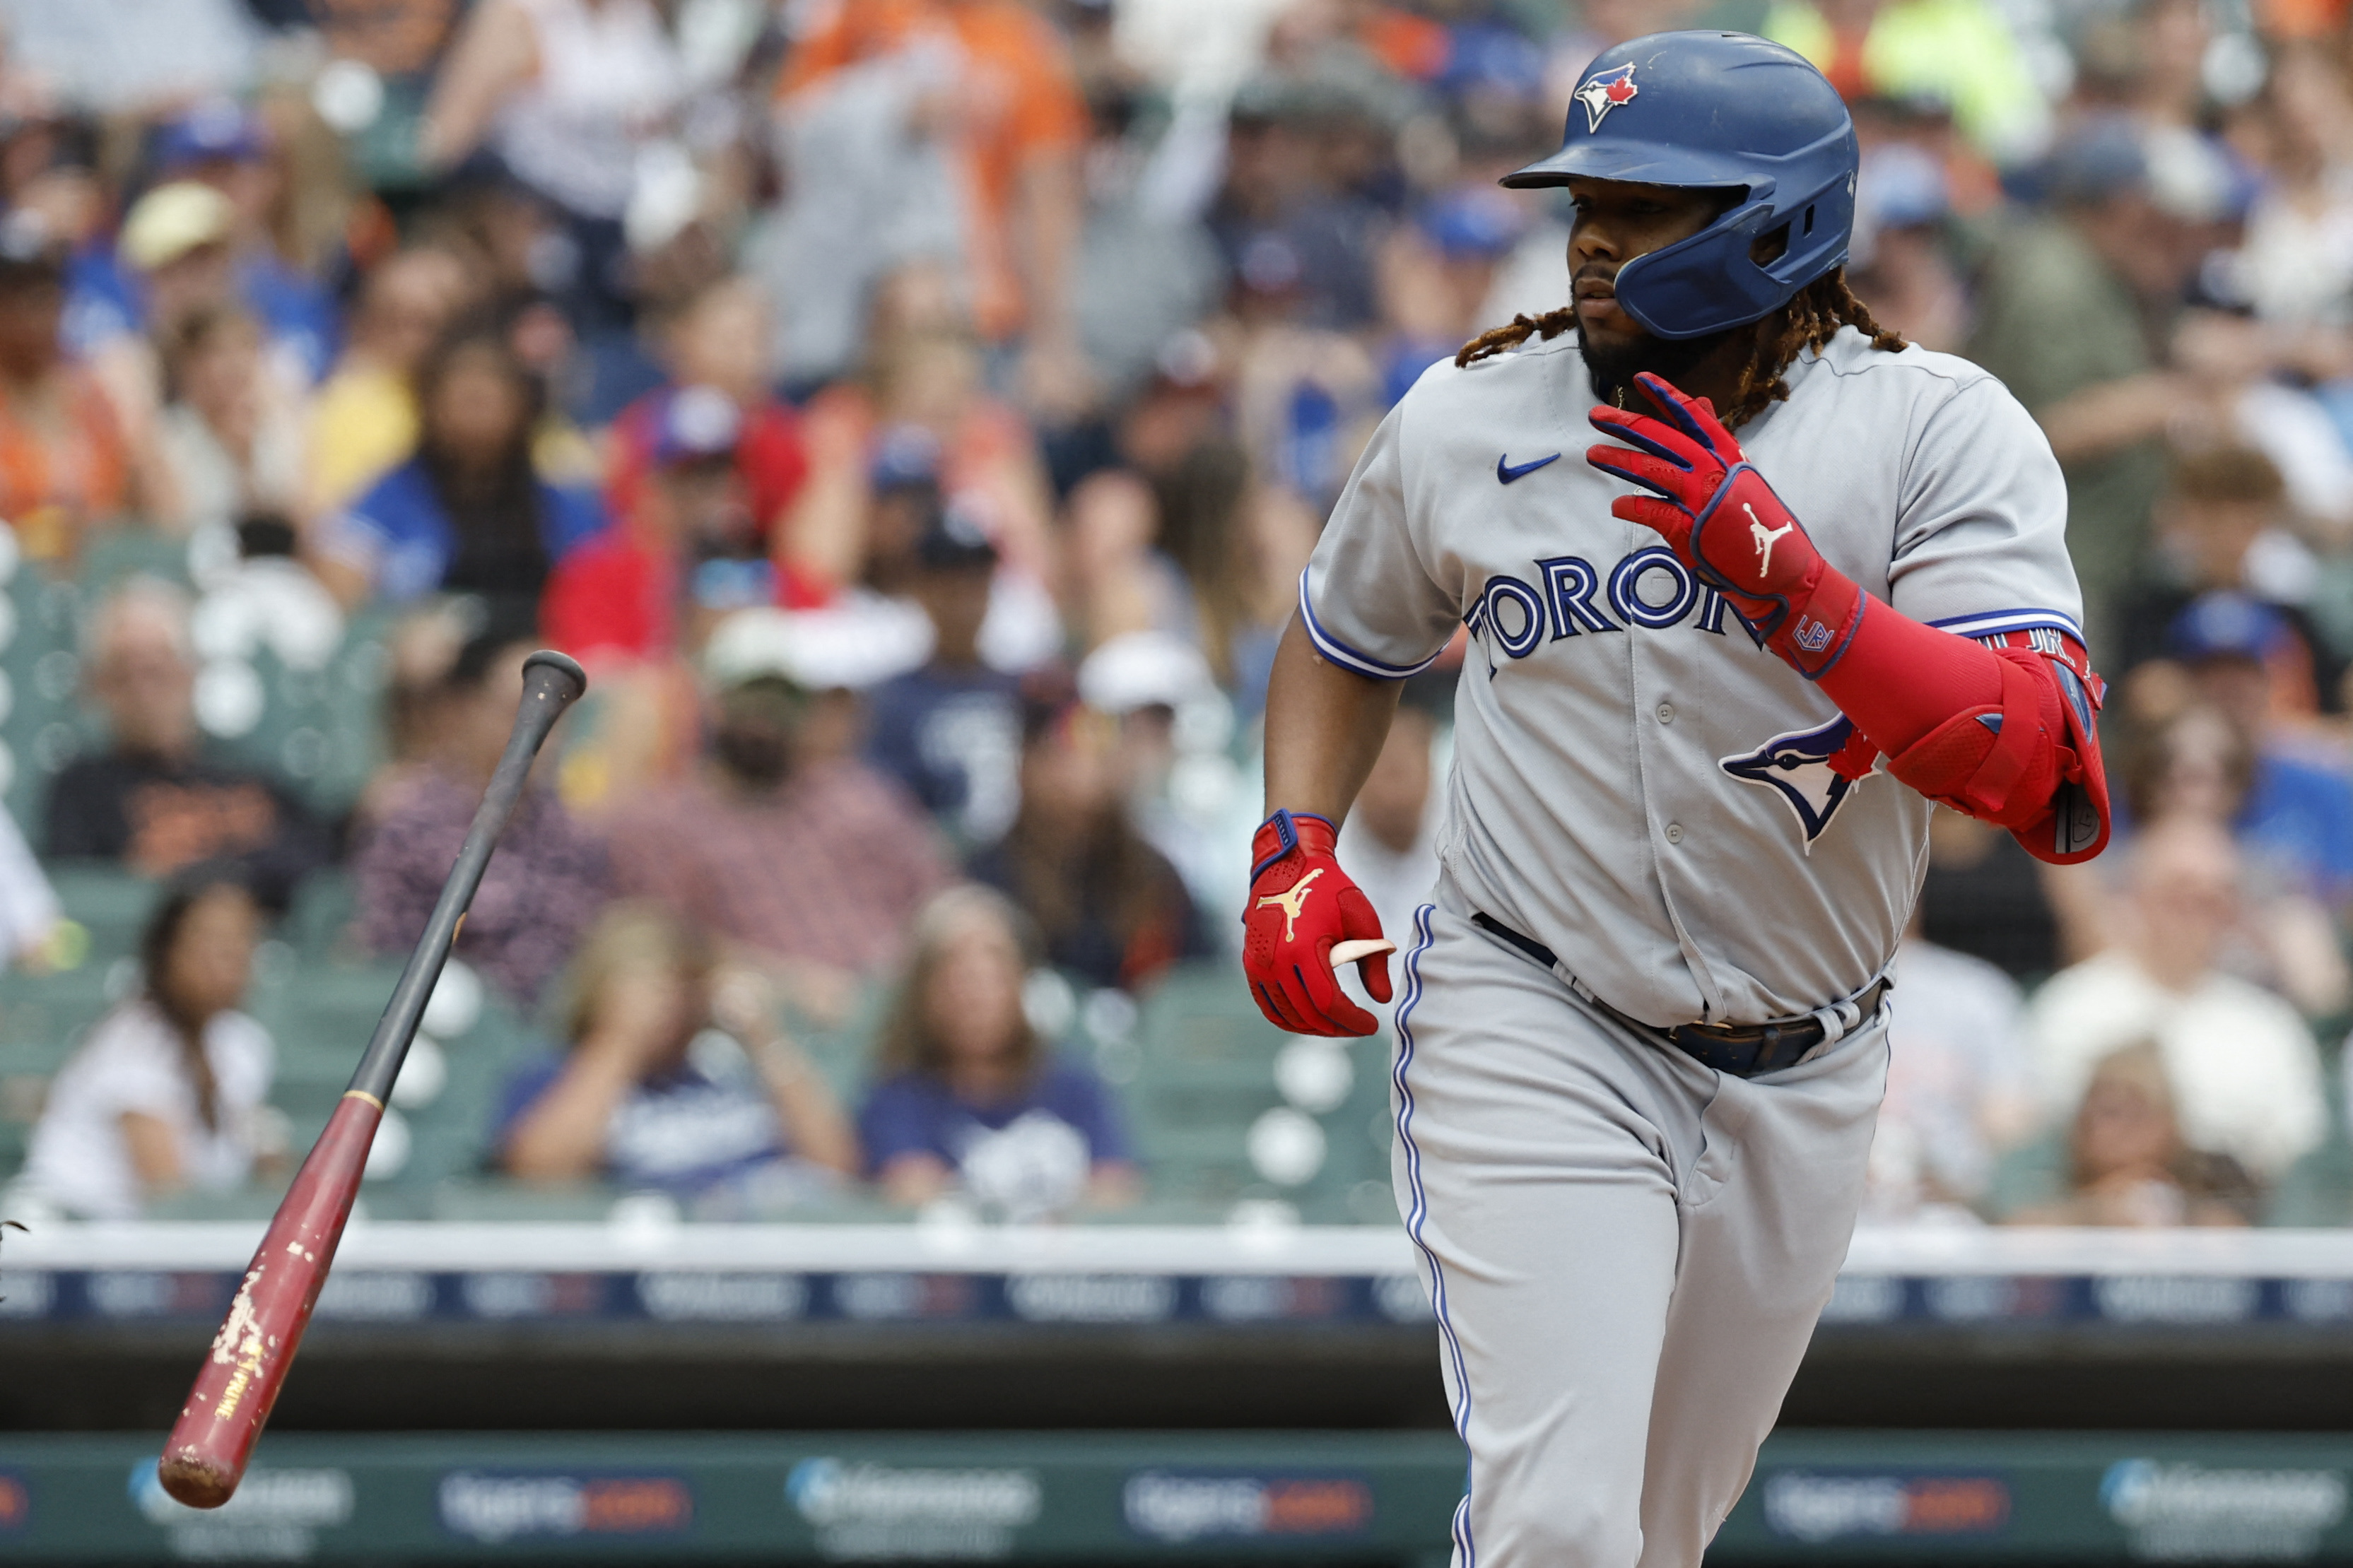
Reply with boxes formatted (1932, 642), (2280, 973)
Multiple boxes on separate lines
(1470, 913), (1887, 1079)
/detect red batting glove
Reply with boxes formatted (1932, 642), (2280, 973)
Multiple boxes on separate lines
(1242, 810), (1392, 1037)
(1585, 370), (1865, 680)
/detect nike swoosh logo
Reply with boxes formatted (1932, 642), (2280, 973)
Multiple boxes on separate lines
(1497, 452), (1561, 484)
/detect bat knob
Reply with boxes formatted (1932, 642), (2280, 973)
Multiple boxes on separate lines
(158, 1451), (238, 1510)
(522, 650), (588, 705)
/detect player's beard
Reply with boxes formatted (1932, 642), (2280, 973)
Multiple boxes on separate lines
(1581, 322), (1741, 411)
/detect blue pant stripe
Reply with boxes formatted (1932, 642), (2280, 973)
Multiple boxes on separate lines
(1392, 902), (1474, 1567)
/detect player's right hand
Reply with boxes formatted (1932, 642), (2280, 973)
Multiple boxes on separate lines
(1242, 810), (1392, 1037)
(1584, 371), (1865, 679)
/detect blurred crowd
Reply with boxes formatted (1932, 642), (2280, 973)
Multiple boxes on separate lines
(7, 0), (2353, 1227)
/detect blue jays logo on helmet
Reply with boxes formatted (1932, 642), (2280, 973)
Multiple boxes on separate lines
(1720, 717), (1866, 848)
(1574, 64), (1638, 133)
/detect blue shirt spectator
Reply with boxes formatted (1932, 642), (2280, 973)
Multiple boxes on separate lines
(2240, 752), (2353, 906)
(495, 904), (857, 1204)
(859, 1058), (1130, 1204)
(2168, 593), (2353, 904)
(864, 512), (1022, 846)
(313, 322), (604, 615)
(497, 1045), (799, 1196)
(331, 456), (604, 603)
(861, 885), (1139, 1216)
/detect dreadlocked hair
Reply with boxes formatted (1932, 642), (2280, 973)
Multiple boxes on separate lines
(1453, 267), (1907, 429)
(1454, 307), (1577, 369)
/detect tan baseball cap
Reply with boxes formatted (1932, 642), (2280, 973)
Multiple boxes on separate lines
(118, 181), (235, 271)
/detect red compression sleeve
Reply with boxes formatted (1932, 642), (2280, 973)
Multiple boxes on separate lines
(1815, 594), (2002, 756)
(1806, 591), (2110, 863)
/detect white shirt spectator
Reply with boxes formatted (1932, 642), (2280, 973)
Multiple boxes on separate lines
(2026, 949), (2325, 1183)
(493, 0), (683, 220)
(18, 1001), (273, 1219)
(1865, 937), (2033, 1220)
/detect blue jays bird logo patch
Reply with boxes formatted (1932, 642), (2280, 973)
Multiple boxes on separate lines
(1721, 717), (1866, 849)
(1575, 64), (1638, 132)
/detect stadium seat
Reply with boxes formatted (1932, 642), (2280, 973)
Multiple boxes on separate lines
(0, 562), (83, 830)
(283, 868), (358, 962)
(253, 958), (544, 1191)
(0, 959), (131, 1175)
(1125, 961), (1395, 1216)
(42, 866), (158, 966)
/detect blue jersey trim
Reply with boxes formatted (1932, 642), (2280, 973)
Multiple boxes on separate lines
(1392, 904), (1476, 1566)
(1297, 570), (1445, 680)
(1926, 606), (2084, 643)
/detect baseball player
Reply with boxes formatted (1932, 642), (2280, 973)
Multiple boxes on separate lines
(1240, 33), (2111, 1568)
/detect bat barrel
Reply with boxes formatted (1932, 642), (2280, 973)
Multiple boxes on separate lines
(157, 651), (585, 1509)
(158, 1092), (382, 1507)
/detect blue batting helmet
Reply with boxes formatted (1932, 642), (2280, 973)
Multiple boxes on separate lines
(1503, 31), (1858, 340)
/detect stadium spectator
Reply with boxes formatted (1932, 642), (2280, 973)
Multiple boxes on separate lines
(1061, 466), (1192, 656)
(303, 247), (469, 516)
(153, 305), (304, 534)
(1076, 628), (1228, 909)
(2010, 1041), (2259, 1227)
(603, 278), (814, 593)
(863, 509), (1023, 849)
(146, 100), (341, 387)
(1142, 438), (1320, 700)
(1846, 141), (1968, 355)
(2237, 45), (2353, 327)
(968, 686), (1207, 991)
(542, 384), (763, 663)
(2109, 447), (2342, 685)
(1226, 222), (1385, 510)
(789, 267), (1060, 598)
(498, 903), (857, 1201)
(1966, 117), (2190, 657)
(16, 872), (278, 1220)
(44, 579), (331, 909)
(2101, 700), (2352, 1015)
(1208, 82), (1383, 336)
(1761, 0), (2049, 159)
(773, 0), (1092, 408)
(606, 620), (952, 1011)
(0, 211), (151, 562)
(313, 320), (606, 621)
(859, 885), (1137, 1216)
(419, 0), (684, 329)
(2026, 816), (2327, 1188)
(2165, 593), (2353, 907)
(1865, 926), (2038, 1223)
(1915, 810), (2063, 981)
(352, 632), (610, 1005)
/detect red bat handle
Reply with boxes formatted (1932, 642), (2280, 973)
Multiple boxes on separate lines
(157, 1092), (382, 1508)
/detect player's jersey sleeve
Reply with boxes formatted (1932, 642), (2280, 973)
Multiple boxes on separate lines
(1297, 400), (1461, 679)
(1882, 373), (2083, 644)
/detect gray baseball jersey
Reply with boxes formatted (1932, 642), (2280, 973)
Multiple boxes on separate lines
(1303, 324), (2081, 1026)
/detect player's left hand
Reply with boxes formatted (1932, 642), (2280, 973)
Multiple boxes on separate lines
(1585, 371), (1864, 678)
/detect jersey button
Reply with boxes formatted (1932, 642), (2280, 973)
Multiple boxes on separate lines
(1655, 702), (1676, 725)
(1664, 823), (1684, 845)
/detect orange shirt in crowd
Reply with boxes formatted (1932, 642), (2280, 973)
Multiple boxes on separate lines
(0, 368), (131, 560)
(777, 0), (1087, 342)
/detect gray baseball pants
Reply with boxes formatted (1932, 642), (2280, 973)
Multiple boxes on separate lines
(1389, 883), (1889, 1568)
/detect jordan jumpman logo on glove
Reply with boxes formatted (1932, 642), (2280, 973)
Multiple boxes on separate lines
(1585, 372), (1865, 680)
